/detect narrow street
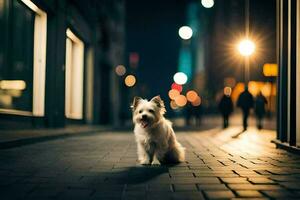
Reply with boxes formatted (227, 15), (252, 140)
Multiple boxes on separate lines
(1, 126), (299, 200)
(1, 0), (298, 199)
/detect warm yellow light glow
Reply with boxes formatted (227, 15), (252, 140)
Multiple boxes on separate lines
(231, 82), (245, 102)
(66, 29), (83, 44)
(0, 95), (12, 106)
(186, 90), (198, 102)
(272, 84), (276, 96)
(125, 75), (136, 87)
(115, 65), (126, 76)
(173, 72), (188, 85)
(170, 100), (178, 110)
(261, 83), (272, 97)
(65, 29), (84, 120)
(224, 87), (232, 96)
(0, 80), (26, 90)
(263, 63), (278, 77)
(168, 89), (180, 100)
(178, 26), (193, 40)
(201, 0), (214, 8)
(175, 95), (187, 107)
(248, 81), (260, 96)
(7, 90), (22, 97)
(33, 7), (47, 117)
(191, 96), (201, 106)
(21, 0), (40, 13)
(238, 39), (255, 56)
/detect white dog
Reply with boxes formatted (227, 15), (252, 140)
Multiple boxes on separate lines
(131, 96), (185, 165)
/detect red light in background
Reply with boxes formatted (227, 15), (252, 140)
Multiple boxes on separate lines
(171, 83), (182, 92)
(129, 52), (139, 68)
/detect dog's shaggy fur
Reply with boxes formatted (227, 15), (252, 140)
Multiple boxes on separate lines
(131, 96), (185, 165)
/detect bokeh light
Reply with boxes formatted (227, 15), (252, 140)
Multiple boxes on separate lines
(191, 96), (201, 106)
(0, 80), (26, 90)
(175, 95), (187, 107)
(224, 77), (236, 88)
(124, 75), (136, 87)
(171, 83), (183, 92)
(178, 26), (193, 40)
(238, 39), (255, 56)
(263, 63), (278, 77)
(248, 81), (260, 96)
(173, 72), (188, 85)
(261, 83), (272, 97)
(201, 0), (214, 8)
(231, 82), (245, 102)
(168, 89), (180, 100)
(170, 100), (178, 110)
(186, 90), (198, 102)
(115, 65), (126, 76)
(223, 87), (232, 96)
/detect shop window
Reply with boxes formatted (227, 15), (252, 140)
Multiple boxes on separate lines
(0, 0), (46, 116)
(65, 29), (84, 119)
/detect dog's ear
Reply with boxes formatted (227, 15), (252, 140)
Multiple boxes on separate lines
(151, 95), (166, 114)
(131, 96), (142, 111)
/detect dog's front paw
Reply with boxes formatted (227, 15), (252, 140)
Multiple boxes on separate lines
(151, 159), (161, 166)
(140, 159), (151, 165)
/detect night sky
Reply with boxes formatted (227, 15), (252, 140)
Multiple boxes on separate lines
(125, 0), (188, 101)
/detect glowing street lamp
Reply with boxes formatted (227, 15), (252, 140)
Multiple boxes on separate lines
(178, 26), (193, 40)
(173, 72), (188, 85)
(238, 0), (254, 85)
(237, 39), (255, 84)
(238, 39), (255, 56)
(201, 0), (214, 8)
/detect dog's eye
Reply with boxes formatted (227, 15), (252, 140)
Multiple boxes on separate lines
(139, 110), (143, 113)
(149, 109), (154, 113)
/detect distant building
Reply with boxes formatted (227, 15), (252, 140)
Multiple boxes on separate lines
(275, 0), (300, 149)
(0, 0), (125, 129)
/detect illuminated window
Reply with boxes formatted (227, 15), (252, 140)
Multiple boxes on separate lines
(65, 29), (84, 119)
(0, 0), (47, 116)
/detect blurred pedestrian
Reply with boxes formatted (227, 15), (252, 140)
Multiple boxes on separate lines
(254, 91), (268, 130)
(194, 103), (202, 126)
(218, 93), (233, 128)
(237, 86), (254, 131)
(185, 102), (202, 126)
(185, 104), (193, 126)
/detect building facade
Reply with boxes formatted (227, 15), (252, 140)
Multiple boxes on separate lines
(0, 0), (125, 129)
(276, 0), (300, 148)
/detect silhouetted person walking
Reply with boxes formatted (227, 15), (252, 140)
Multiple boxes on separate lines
(237, 86), (254, 131)
(185, 103), (202, 126)
(218, 94), (233, 128)
(255, 92), (267, 130)
(185, 104), (193, 126)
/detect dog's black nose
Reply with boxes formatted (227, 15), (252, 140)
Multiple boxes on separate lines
(142, 114), (147, 119)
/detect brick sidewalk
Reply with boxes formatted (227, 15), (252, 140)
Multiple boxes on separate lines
(0, 127), (300, 199)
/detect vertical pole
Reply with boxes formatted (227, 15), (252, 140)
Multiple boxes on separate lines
(245, 0), (250, 85)
(276, 0), (281, 139)
(245, 0), (249, 38)
(245, 56), (250, 84)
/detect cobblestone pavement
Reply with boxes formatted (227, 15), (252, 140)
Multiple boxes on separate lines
(1, 126), (300, 200)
